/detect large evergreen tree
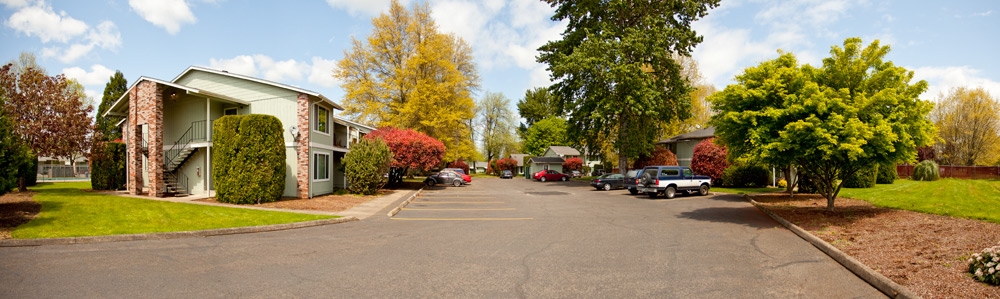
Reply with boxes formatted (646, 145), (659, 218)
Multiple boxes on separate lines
(538, 0), (720, 173)
(95, 71), (128, 141)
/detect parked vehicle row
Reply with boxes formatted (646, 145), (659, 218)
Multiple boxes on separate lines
(589, 166), (712, 200)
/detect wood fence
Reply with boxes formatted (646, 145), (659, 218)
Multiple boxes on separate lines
(896, 164), (1000, 180)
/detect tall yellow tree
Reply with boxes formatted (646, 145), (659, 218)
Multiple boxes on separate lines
(930, 87), (1000, 165)
(659, 54), (715, 139)
(336, 0), (479, 162)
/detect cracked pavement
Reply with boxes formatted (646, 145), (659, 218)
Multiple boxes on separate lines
(0, 178), (884, 298)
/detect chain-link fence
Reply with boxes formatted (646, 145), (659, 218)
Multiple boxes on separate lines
(37, 165), (90, 179)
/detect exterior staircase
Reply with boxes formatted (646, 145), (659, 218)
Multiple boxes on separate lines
(163, 171), (188, 196)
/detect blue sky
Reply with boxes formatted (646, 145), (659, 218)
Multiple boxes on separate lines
(2, 0), (998, 122)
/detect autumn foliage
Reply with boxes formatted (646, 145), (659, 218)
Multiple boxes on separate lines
(496, 158), (518, 174)
(366, 127), (445, 184)
(632, 146), (678, 169)
(447, 160), (470, 174)
(691, 138), (728, 184)
(562, 157), (583, 172)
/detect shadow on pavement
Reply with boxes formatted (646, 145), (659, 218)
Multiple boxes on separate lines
(676, 205), (780, 229)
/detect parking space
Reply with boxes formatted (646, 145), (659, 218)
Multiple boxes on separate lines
(391, 180), (533, 221)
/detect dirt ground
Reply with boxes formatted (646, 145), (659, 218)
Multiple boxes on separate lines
(0, 190), (38, 239)
(752, 193), (1000, 298)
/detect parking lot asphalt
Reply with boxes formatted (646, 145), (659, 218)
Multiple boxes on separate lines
(0, 177), (885, 298)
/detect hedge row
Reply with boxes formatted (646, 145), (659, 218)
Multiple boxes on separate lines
(90, 141), (126, 190)
(843, 164), (878, 188)
(344, 138), (391, 195)
(212, 115), (286, 204)
(722, 163), (769, 188)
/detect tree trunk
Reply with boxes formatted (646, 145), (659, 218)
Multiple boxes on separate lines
(18, 177), (26, 192)
(617, 117), (627, 174)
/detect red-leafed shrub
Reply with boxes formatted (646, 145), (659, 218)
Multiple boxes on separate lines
(447, 160), (470, 174)
(632, 146), (678, 169)
(691, 138), (728, 185)
(496, 158), (518, 173)
(562, 157), (583, 172)
(366, 127), (446, 184)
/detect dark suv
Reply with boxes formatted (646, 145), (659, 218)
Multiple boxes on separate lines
(623, 169), (641, 195)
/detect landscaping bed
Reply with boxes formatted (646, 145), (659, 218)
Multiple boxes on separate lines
(0, 190), (38, 239)
(752, 193), (1000, 298)
(194, 190), (394, 212)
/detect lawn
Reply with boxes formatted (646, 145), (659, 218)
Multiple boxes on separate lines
(12, 182), (336, 239)
(711, 186), (784, 194)
(838, 178), (1000, 223)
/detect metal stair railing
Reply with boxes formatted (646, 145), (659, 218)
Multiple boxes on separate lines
(164, 120), (207, 171)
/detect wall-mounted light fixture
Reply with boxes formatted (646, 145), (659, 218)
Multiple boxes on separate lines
(289, 126), (299, 142)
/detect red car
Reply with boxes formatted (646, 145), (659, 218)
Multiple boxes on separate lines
(533, 169), (570, 182)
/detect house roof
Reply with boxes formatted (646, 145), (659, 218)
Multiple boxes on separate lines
(529, 157), (565, 164)
(547, 146), (581, 156)
(656, 127), (715, 144)
(174, 66), (344, 110)
(103, 76), (250, 118)
(510, 154), (529, 166)
(334, 118), (376, 133)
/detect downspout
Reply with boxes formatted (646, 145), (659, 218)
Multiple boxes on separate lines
(206, 97), (212, 196)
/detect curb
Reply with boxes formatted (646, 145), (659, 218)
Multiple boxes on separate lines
(0, 216), (358, 247)
(388, 187), (423, 217)
(744, 194), (921, 299)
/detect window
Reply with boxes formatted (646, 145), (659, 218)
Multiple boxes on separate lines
(224, 107), (237, 115)
(682, 168), (693, 177)
(315, 105), (329, 134)
(314, 153), (330, 181)
(661, 169), (680, 176)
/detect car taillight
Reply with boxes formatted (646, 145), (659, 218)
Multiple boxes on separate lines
(654, 178), (659, 185)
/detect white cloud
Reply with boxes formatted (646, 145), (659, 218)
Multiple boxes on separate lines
(128, 0), (196, 34)
(911, 66), (1000, 100)
(325, 0), (393, 16)
(0, 0), (34, 9)
(208, 54), (324, 83)
(308, 57), (340, 88)
(61, 64), (115, 86)
(40, 21), (122, 63)
(6, 3), (88, 43)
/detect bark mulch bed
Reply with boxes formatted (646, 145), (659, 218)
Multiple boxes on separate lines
(0, 190), (39, 240)
(752, 193), (1000, 298)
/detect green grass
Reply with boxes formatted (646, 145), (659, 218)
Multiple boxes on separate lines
(838, 178), (1000, 223)
(711, 186), (784, 194)
(12, 182), (336, 239)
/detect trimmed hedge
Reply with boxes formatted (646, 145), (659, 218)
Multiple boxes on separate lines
(722, 163), (769, 188)
(876, 162), (898, 184)
(843, 164), (878, 188)
(212, 115), (286, 204)
(18, 152), (37, 187)
(90, 141), (126, 190)
(344, 138), (391, 195)
(912, 160), (940, 181)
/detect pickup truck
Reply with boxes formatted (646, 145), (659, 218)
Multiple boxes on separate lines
(637, 166), (712, 199)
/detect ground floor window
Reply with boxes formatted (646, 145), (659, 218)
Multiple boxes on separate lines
(314, 153), (330, 181)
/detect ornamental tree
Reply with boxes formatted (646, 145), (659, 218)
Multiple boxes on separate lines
(496, 157), (518, 173)
(447, 160), (470, 175)
(690, 138), (727, 185)
(562, 157), (583, 172)
(366, 127), (445, 184)
(710, 38), (935, 211)
(632, 146), (678, 169)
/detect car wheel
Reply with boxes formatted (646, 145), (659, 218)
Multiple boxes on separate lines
(647, 192), (658, 199)
(453, 180), (462, 187)
(665, 186), (676, 199)
(561, 176), (568, 181)
(540, 177), (547, 182)
(629, 188), (638, 195)
(425, 180), (436, 187)
(603, 183), (611, 191)
(699, 184), (709, 196)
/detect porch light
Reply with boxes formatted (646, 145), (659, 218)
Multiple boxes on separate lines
(290, 126), (299, 141)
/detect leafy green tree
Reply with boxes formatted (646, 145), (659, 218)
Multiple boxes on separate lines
(522, 116), (567, 156)
(930, 87), (1000, 166)
(95, 71), (128, 141)
(335, 0), (479, 162)
(516, 87), (559, 138)
(344, 138), (392, 195)
(710, 38), (935, 211)
(538, 0), (720, 174)
(0, 93), (29, 195)
(476, 91), (518, 162)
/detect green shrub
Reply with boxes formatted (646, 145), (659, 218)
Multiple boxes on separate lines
(843, 164), (878, 188)
(912, 160), (940, 181)
(17, 152), (37, 187)
(722, 163), (770, 188)
(212, 115), (286, 204)
(876, 162), (898, 184)
(90, 141), (126, 190)
(344, 138), (391, 195)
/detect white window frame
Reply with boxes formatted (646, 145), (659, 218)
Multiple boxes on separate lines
(314, 104), (330, 135)
(313, 152), (330, 181)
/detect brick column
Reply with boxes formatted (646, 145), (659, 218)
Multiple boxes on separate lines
(126, 87), (142, 195)
(136, 81), (165, 197)
(296, 93), (311, 198)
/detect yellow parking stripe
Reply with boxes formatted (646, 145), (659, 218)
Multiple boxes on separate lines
(391, 217), (533, 221)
